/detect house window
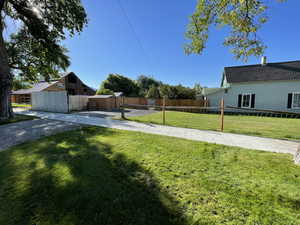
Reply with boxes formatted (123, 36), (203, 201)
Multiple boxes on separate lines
(292, 93), (300, 108)
(242, 94), (251, 108)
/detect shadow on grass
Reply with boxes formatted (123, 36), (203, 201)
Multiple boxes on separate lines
(0, 127), (189, 225)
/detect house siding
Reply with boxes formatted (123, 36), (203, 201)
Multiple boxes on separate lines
(207, 80), (300, 112)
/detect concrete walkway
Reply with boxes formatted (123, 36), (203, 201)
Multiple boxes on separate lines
(16, 110), (299, 155)
(0, 118), (81, 151)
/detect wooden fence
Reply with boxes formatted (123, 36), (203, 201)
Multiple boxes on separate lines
(123, 97), (147, 105)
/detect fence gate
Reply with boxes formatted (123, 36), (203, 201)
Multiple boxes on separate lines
(32, 91), (69, 113)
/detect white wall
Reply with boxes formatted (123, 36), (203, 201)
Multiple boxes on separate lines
(207, 80), (300, 112)
(32, 91), (69, 113)
(69, 95), (89, 111)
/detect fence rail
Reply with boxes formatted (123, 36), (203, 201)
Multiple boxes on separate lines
(121, 99), (300, 131)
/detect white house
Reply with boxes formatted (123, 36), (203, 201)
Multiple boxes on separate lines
(203, 57), (300, 113)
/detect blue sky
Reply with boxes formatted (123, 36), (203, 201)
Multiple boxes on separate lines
(62, 0), (300, 89)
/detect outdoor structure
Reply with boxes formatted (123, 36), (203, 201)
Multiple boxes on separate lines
(88, 93), (123, 111)
(11, 72), (95, 104)
(203, 58), (300, 112)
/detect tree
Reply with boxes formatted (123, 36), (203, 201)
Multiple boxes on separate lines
(146, 85), (160, 99)
(0, 0), (87, 120)
(185, 0), (285, 61)
(99, 74), (140, 96)
(7, 27), (70, 82)
(137, 75), (161, 96)
(159, 84), (196, 99)
(194, 83), (203, 95)
(12, 76), (32, 91)
(96, 88), (114, 95)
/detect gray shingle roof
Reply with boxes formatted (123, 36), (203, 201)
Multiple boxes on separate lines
(12, 81), (58, 95)
(224, 60), (300, 83)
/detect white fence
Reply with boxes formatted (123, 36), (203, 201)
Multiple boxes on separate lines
(32, 91), (69, 113)
(69, 95), (89, 111)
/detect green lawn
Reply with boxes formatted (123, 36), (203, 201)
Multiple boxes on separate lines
(0, 115), (35, 126)
(0, 127), (300, 225)
(129, 111), (300, 140)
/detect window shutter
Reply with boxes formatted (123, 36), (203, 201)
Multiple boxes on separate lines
(287, 93), (293, 109)
(251, 94), (255, 108)
(238, 94), (242, 107)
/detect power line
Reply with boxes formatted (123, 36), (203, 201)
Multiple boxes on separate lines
(116, 0), (153, 70)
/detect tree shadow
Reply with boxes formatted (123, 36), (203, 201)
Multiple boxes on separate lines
(0, 127), (189, 225)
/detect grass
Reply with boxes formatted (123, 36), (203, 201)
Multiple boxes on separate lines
(0, 115), (35, 125)
(0, 126), (300, 225)
(12, 103), (32, 108)
(129, 111), (300, 140)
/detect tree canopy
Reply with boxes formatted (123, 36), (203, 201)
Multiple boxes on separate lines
(137, 75), (162, 96)
(98, 74), (198, 99)
(146, 85), (161, 99)
(7, 27), (70, 82)
(98, 74), (140, 97)
(185, 0), (286, 61)
(0, 0), (87, 119)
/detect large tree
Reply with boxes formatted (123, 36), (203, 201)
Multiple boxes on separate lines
(0, 0), (87, 120)
(185, 0), (285, 61)
(98, 74), (140, 97)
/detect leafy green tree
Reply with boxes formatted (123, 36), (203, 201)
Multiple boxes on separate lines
(96, 88), (114, 95)
(174, 85), (196, 99)
(7, 28), (70, 82)
(159, 84), (196, 99)
(99, 74), (140, 97)
(194, 83), (203, 95)
(137, 75), (161, 96)
(146, 85), (160, 99)
(12, 76), (32, 91)
(185, 0), (285, 61)
(0, 0), (87, 120)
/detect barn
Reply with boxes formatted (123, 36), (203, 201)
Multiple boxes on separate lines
(11, 72), (95, 104)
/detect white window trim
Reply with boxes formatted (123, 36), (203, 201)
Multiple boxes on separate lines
(292, 92), (300, 109)
(241, 93), (253, 109)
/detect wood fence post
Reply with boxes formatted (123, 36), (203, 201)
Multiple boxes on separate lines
(220, 98), (224, 132)
(163, 96), (166, 125)
(121, 106), (125, 119)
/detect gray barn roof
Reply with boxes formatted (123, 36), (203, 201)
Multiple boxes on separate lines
(12, 81), (58, 95)
(224, 60), (300, 83)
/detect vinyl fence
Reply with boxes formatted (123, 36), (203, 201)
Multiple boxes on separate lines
(32, 91), (69, 113)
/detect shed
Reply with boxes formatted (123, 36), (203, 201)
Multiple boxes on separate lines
(88, 95), (117, 111)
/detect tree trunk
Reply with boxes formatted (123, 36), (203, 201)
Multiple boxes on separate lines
(0, 18), (13, 120)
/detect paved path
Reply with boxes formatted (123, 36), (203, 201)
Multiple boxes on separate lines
(73, 109), (157, 118)
(15, 110), (299, 155)
(0, 119), (81, 151)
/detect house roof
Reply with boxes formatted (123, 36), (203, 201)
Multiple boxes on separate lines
(224, 60), (300, 83)
(12, 72), (96, 95)
(12, 81), (58, 95)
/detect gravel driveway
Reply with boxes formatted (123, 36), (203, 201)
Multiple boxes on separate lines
(0, 119), (81, 151)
